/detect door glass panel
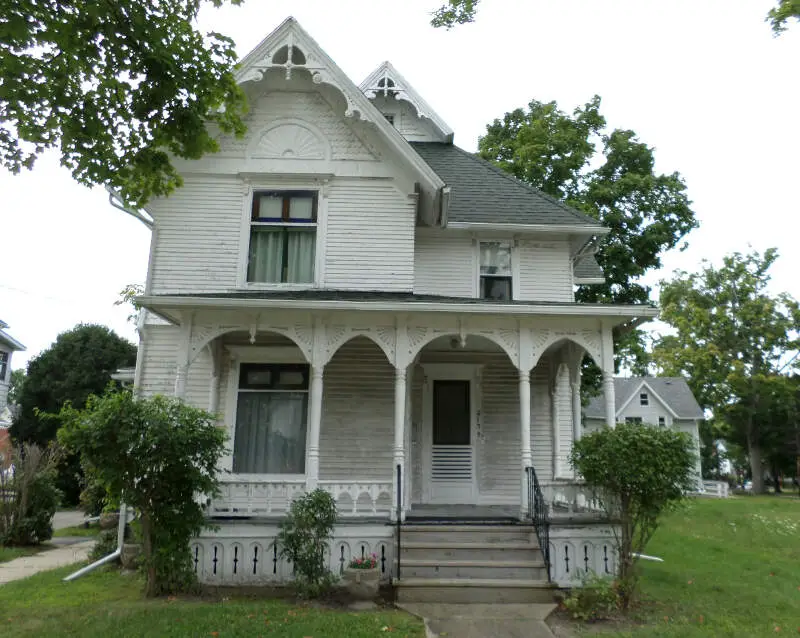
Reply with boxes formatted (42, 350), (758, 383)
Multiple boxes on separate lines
(433, 380), (470, 445)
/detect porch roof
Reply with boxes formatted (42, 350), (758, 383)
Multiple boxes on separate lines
(138, 289), (658, 325)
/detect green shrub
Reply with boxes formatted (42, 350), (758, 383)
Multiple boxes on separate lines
(570, 422), (695, 609)
(0, 443), (62, 546)
(59, 391), (226, 597)
(277, 489), (337, 597)
(90, 529), (118, 561)
(563, 573), (620, 621)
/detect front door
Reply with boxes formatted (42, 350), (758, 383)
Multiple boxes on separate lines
(429, 379), (474, 503)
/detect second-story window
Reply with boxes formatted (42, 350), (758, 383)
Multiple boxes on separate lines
(479, 241), (512, 300)
(640, 392), (649, 406)
(0, 351), (8, 382)
(247, 191), (317, 284)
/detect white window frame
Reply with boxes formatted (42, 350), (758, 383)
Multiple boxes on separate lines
(0, 351), (8, 383)
(237, 181), (327, 289)
(224, 346), (310, 480)
(658, 416), (666, 427)
(476, 239), (515, 301)
(639, 392), (649, 406)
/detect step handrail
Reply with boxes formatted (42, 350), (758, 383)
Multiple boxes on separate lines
(525, 466), (551, 581)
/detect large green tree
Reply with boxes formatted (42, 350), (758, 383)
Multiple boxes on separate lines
(0, 0), (246, 207)
(11, 324), (137, 503)
(432, 0), (799, 33)
(653, 249), (800, 494)
(478, 96), (696, 372)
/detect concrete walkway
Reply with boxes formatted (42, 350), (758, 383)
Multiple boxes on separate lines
(399, 603), (558, 638)
(0, 540), (94, 585)
(52, 510), (88, 530)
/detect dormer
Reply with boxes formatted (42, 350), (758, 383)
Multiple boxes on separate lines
(360, 62), (454, 143)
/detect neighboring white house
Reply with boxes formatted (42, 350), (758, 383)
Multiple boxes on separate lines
(584, 377), (704, 488)
(130, 17), (659, 596)
(0, 319), (25, 429)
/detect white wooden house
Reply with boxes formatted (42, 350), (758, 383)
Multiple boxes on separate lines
(132, 18), (658, 597)
(0, 320), (25, 430)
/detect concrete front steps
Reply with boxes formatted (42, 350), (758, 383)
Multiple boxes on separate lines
(394, 524), (557, 604)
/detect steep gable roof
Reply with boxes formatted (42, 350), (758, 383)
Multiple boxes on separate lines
(233, 17), (445, 221)
(0, 321), (24, 352)
(359, 61), (453, 142)
(410, 142), (606, 229)
(585, 377), (704, 420)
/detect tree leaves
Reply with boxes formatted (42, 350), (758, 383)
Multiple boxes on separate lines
(478, 95), (697, 373)
(0, 0), (247, 207)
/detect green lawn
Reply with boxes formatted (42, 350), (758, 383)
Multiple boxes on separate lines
(0, 565), (425, 637)
(594, 495), (800, 638)
(0, 545), (47, 564)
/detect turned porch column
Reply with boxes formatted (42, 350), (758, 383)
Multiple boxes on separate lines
(393, 366), (407, 521)
(572, 376), (582, 443)
(519, 369), (532, 517)
(174, 313), (193, 400)
(306, 365), (324, 490)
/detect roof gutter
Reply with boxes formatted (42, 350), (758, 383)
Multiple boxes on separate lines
(446, 222), (609, 235)
(138, 294), (659, 321)
(106, 187), (154, 230)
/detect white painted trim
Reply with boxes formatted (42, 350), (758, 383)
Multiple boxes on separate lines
(419, 363), (483, 504)
(140, 295), (659, 320)
(447, 222), (609, 235)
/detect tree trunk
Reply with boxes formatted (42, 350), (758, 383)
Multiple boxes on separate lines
(749, 442), (766, 494)
(140, 512), (157, 597)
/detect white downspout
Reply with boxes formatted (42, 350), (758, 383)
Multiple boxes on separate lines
(64, 502), (128, 582)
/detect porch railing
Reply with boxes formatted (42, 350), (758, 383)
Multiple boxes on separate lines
(525, 466), (551, 581)
(206, 478), (393, 518)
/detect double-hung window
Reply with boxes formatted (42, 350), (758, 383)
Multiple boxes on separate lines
(0, 352), (7, 382)
(247, 191), (317, 284)
(233, 363), (309, 474)
(479, 241), (513, 300)
(625, 417), (643, 425)
(639, 392), (649, 406)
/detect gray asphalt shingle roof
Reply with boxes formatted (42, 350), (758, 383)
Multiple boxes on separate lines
(410, 142), (601, 227)
(585, 377), (704, 420)
(574, 255), (605, 282)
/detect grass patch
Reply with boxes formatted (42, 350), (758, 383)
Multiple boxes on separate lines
(0, 565), (425, 637)
(590, 495), (800, 638)
(0, 545), (50, 563)
(53, 524), (101, 538)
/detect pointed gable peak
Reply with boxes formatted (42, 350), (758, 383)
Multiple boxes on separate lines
(360, 61), (453, 142)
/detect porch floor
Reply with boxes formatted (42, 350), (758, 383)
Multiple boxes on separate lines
(405, 505), (521, 524)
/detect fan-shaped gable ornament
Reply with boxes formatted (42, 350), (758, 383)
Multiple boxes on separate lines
(251, 122), (330, 159)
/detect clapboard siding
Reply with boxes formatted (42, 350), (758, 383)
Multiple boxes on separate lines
(138, 326), (178, 397)
(369, 96), (441, 142)
(324, 182), (415, 290)
(517, 240), (574, 302)
(149, 178), (243, 294)
(414, 232), (474, 297)
(318, 337), (394, 481)
(555, 364), (576, 478)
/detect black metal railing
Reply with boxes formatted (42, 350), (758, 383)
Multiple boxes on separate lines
(395, 463), (402, 582)
(526, 465), (551, 581)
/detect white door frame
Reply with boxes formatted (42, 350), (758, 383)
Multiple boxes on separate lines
(420, 363), (483, 504)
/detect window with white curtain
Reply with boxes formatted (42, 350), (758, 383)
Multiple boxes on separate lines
(479, 241), (512, 300)
(247, 191), (317, 284)
(232, 363), (309, 474)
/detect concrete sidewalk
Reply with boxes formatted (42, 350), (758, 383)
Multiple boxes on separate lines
(399, 603), (558, 638)
(0, 540), (94, 585)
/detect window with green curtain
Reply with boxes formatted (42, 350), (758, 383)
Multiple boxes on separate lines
(233, 364), (309, 474)
(247, 191), (317, 283)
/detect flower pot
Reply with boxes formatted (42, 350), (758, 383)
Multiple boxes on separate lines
(342, 567), (380, 600)
(120, 543), (142, 569)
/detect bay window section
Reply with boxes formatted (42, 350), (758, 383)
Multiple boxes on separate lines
(247, 191), (317, 284)
(479, 241), (513, 300)
(233, 363), (309, 475)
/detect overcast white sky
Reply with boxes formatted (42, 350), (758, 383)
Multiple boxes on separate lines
(2, 0), (798, 370)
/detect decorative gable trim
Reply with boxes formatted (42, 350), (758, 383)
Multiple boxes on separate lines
(234, 18), (445, 222)
(359, 61), (454, 142)
(616, 380), (679, 420)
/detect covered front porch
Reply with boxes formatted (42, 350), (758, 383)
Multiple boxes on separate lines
(138, 293), (652, 523)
